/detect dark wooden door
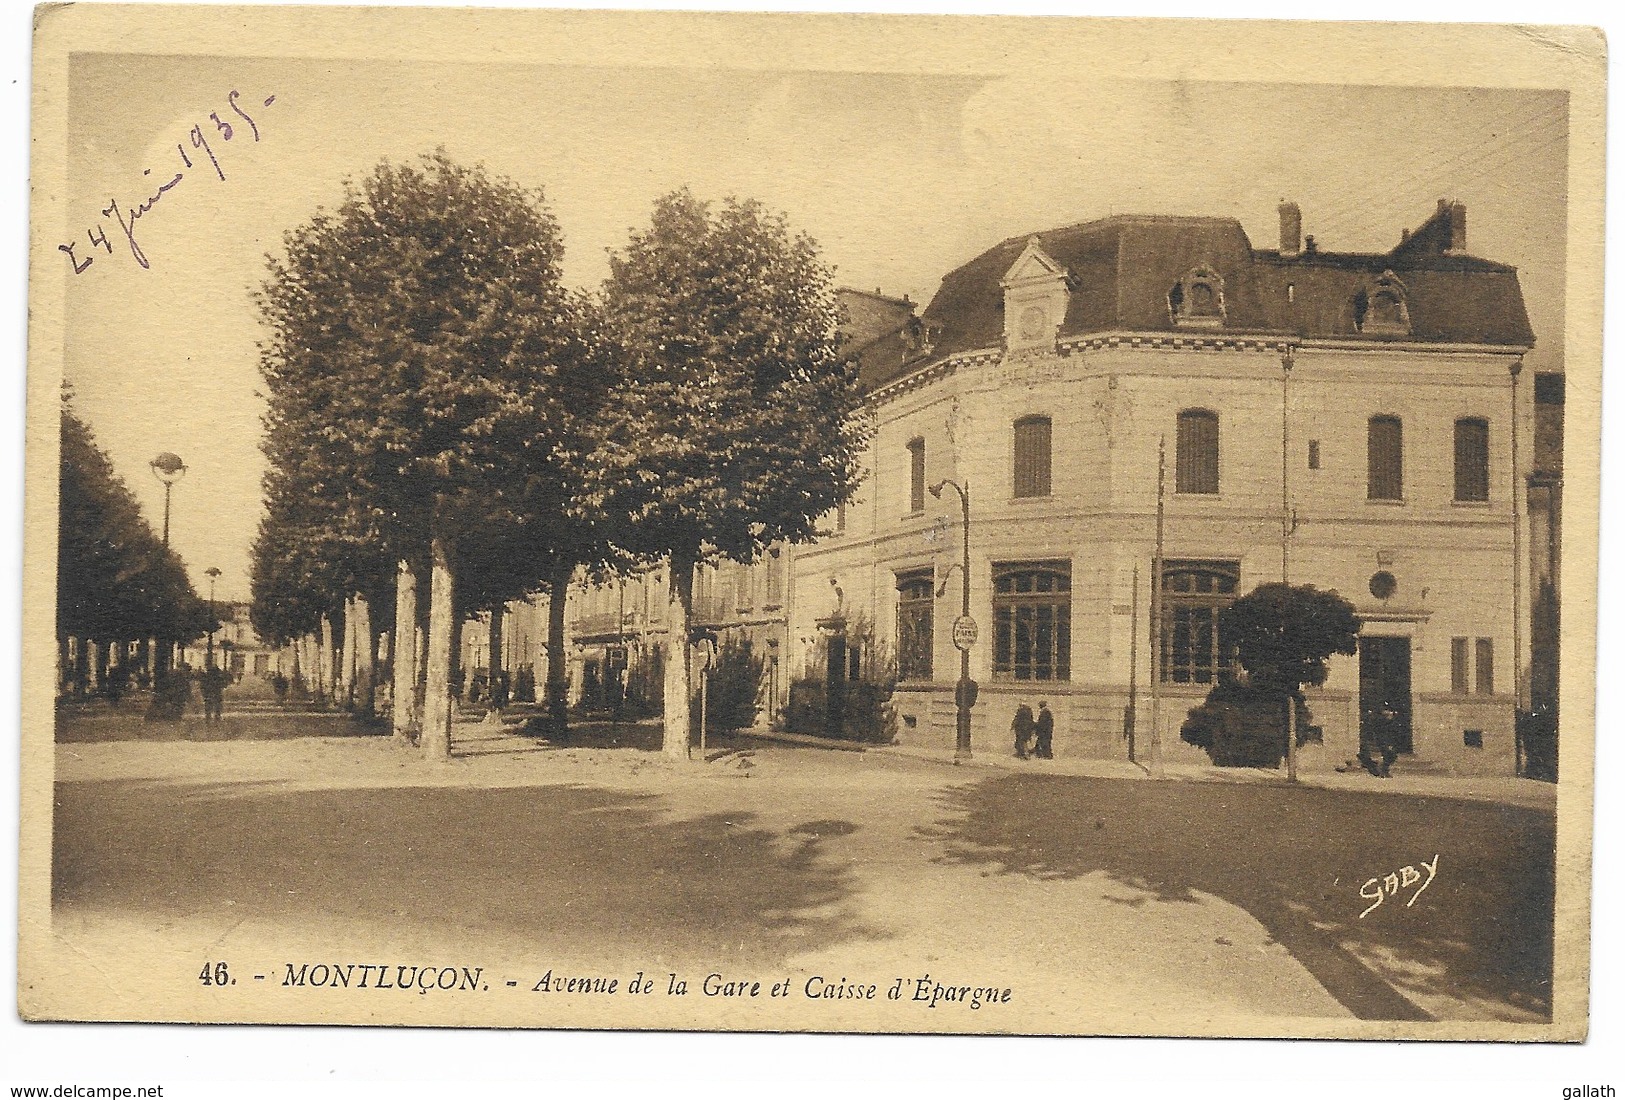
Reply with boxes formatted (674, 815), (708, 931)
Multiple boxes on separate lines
(1359, 635), (1413, 754)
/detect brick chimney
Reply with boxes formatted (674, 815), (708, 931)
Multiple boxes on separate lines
(1447, 201), (1467, 253)
(1278, 200), (1302, 257)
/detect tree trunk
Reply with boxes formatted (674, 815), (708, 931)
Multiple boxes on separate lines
(318, 616), (336, 703)
(662, 551), (695, 759)
(486, 603), (507, 712)
(74, 637), (89, 696)
(392, 560), (418, 741)
(91, 640), (107, 694)
(355, 594), (375, 717)
(422, 534), (456, 761)
(153, 635), (171, 686)
(448, 594), (465, 708)
(546, 557), (572, 734)
(300, 633), (315, 695)
(340, 595), (358, 709)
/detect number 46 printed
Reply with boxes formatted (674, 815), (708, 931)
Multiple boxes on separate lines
(198, 960), (234, 986)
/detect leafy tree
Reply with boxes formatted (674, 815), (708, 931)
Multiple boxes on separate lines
(257, 151), (603, 758)
(595, 190), (869, 756)
(249, 408), (397, 714)
(1220, 582), (1360, 693)
(58, 393), (208, 689)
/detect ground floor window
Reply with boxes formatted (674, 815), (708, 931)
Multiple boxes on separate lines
(993, 561), (1071, 681)
(896, 569), (934, 682)
(1159, 559), (1239, 684)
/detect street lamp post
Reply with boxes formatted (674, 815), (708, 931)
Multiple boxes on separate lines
(930, 478), (975, 764)
(148, 453), (186, 684)
(149, 452), (187, 547)
(205, 567), (221, 669)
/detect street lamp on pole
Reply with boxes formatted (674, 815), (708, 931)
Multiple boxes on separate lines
(929, 478), (975, 764)
(149, 452), (187, 546)
(205, 567), (221, 669)
(148, 453), (186, 685)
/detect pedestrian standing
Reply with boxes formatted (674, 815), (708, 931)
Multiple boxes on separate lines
(201, 663), (226, 723)
(1033, 700), (1054, 759)
(1011, 703), (1035, 759)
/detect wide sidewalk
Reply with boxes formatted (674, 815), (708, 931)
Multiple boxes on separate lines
(738, 727), (1560, 811)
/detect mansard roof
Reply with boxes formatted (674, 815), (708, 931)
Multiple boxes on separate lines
(855, 204), (1535, 391)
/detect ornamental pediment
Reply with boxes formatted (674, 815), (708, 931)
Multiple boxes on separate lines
(1000, 236), (1068, 289)
(1001, 237), (1071, 353)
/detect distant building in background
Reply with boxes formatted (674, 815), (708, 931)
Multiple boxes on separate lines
(181, 600), (279, 680)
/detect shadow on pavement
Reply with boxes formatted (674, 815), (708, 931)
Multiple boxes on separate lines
(923, 772), (1554, 1022)
(54, 776), (886, 970)
(56, 709), (387, 744)
(520, 717), (671, 752)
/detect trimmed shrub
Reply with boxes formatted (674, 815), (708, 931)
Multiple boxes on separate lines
(698, 638), (765, 733)
(1181, 680), (1313, 768)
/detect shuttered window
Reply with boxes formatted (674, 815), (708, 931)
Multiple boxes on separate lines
(908, 438), (925, 513)
(1368, 416), (1403, 501)
(1476, 638), (1495, 695)
(1176, 410), (1219, 495)
(1454, 418), (1490, 502)
(1451, 637), (1470, 694)
(1013, 416), (1052, 498)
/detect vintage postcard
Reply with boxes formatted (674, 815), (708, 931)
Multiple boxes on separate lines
(20, 5), (1605, 1042)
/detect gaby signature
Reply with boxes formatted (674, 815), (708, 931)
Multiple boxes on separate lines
(59, 88), (278, 274)
(1358, 854), (1440, 918)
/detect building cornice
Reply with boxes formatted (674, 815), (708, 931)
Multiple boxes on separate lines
(865, 332), (1530, 403)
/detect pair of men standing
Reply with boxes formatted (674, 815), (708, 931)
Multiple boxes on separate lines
(1012, 701), (1054, 760)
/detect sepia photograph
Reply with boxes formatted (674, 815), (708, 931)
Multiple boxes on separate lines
(14, 0), (1608, 1070)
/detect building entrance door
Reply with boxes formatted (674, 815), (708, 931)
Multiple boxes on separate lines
(1359, 635), (1413, 755)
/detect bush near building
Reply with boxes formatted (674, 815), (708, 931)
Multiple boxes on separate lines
(1181, 682), (1314, 768)
(697, 638), (765, 733)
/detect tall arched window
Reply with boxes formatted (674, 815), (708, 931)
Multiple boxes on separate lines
(1368, 415), (1404, 500)
(896, 570), (935, 682)
(1013, 415), (1052, 498)
(1454, 417), (1490, 502)
(1176, 410), (1220, 495)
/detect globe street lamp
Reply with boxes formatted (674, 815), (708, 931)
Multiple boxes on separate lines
(930, 478), (975, 764)
(205, 567), (221, 669)
(148, 452), (186, 685)
(149, 452), (187, 546)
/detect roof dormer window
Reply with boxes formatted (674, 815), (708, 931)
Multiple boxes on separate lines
(1353, 270), (1412, 336)
(1169, 265), (1226, 328)
(1000, 236), (1071, 353)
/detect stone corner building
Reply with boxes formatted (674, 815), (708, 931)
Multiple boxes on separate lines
(534, 199), (1553, 777)
(789, 199), (1538, 775)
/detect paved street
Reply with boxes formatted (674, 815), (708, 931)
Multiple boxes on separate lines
(45, 706), (1555, 1030)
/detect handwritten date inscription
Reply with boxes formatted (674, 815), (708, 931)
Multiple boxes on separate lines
(1358, 854), (1439, 918)
(60, 89), (277, 275)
